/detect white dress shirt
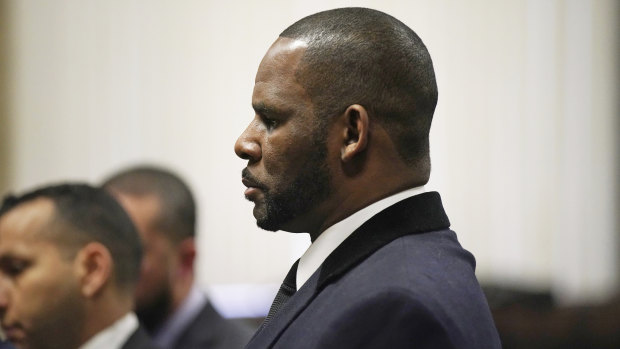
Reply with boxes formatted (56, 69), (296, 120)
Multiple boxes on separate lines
(78, 312), (139, 349)
(296, 186), (426, 289)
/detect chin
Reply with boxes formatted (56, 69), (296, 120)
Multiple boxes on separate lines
(256, 220), (280, 232)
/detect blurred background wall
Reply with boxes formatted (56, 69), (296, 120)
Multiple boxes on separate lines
(0, 0), (617, 317)
(0, 1), (9, 194)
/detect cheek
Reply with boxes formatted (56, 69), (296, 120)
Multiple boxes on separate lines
(14, 264), (78, 327)
(136, 241), (172, 290)
(262, 137), (306, 179)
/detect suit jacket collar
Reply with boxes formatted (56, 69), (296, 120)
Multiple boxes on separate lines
(318, 191), (450, 289)
(248, 192), (450, 348)
(80, 313), (140, 349)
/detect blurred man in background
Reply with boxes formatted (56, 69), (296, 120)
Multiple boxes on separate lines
(103, 166), (253, 349)
(0, 183), (158, 349)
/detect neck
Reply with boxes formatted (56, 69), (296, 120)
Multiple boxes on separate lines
(284, 121), (429, 241)
(80, 291), (133, 345)
(307, 174), (425, 241)
(171, 274), (194, 314)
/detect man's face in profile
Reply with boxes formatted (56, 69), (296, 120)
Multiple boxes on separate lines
(0, 199), (85, 349)
(235, 38), (331, 233)
(112, 193), (175, 329)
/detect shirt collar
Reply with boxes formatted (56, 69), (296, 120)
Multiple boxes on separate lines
(78, 312), (139, 349)
(296, 186), (426, 289)
(153, 284), (207, 348)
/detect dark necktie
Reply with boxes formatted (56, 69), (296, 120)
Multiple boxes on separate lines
(263, 260), (299, 325)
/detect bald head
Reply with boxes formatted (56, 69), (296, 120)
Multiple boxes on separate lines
(280, 7), (437, 175)
(102, 165), (196, 245)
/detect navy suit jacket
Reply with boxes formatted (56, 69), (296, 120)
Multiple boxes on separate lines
(169, 301), (254, 349)
(246, 192), (501, 349)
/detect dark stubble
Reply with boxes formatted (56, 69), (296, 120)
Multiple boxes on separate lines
(244, 125), (331, 232)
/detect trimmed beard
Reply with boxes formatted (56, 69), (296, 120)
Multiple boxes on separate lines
(135, 284), (173, 334)
(255, 127), (330, 232)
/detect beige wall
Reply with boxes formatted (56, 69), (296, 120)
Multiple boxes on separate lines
(1, 0), (618, 314)
(0, 1), (10, 194)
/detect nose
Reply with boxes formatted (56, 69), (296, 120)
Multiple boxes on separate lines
(234, 121), (261, 163)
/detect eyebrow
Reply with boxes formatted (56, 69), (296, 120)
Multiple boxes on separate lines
(252, 102), (288, 117)
(0, 253), (21, 262)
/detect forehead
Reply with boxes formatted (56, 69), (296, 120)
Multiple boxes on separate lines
(253, 38), (311, 110)
(0, 198), (58, 256)
(0, 198), (55, 239)
(256, 38), (308, 81)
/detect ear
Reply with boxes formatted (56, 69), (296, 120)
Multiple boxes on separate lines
(74, 242), (112, 298)
(176, 238), (196, 276)
(340, 104), (369, 162)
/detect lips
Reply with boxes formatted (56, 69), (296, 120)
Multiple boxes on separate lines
(241, 168), (265, 199)
(241, 177), (260, 189)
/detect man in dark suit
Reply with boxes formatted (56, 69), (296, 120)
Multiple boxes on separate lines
(103, 166), (253, 349)
(0, 184), (159, 349)
(234, 7), (501, 348)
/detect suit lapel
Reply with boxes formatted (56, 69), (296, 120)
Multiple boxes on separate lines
(247, 270), (321, 348)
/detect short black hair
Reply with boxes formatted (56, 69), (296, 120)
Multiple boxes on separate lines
(0, 183), (142, 290)
(101, 165), (196, 244)
(280, 7), (438, 172)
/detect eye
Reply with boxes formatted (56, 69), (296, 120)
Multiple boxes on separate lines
(0, 259), (30, 277)
(262, 116), (278, 130)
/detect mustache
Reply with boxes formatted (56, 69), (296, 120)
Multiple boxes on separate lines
(241, 168), (265, 190)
